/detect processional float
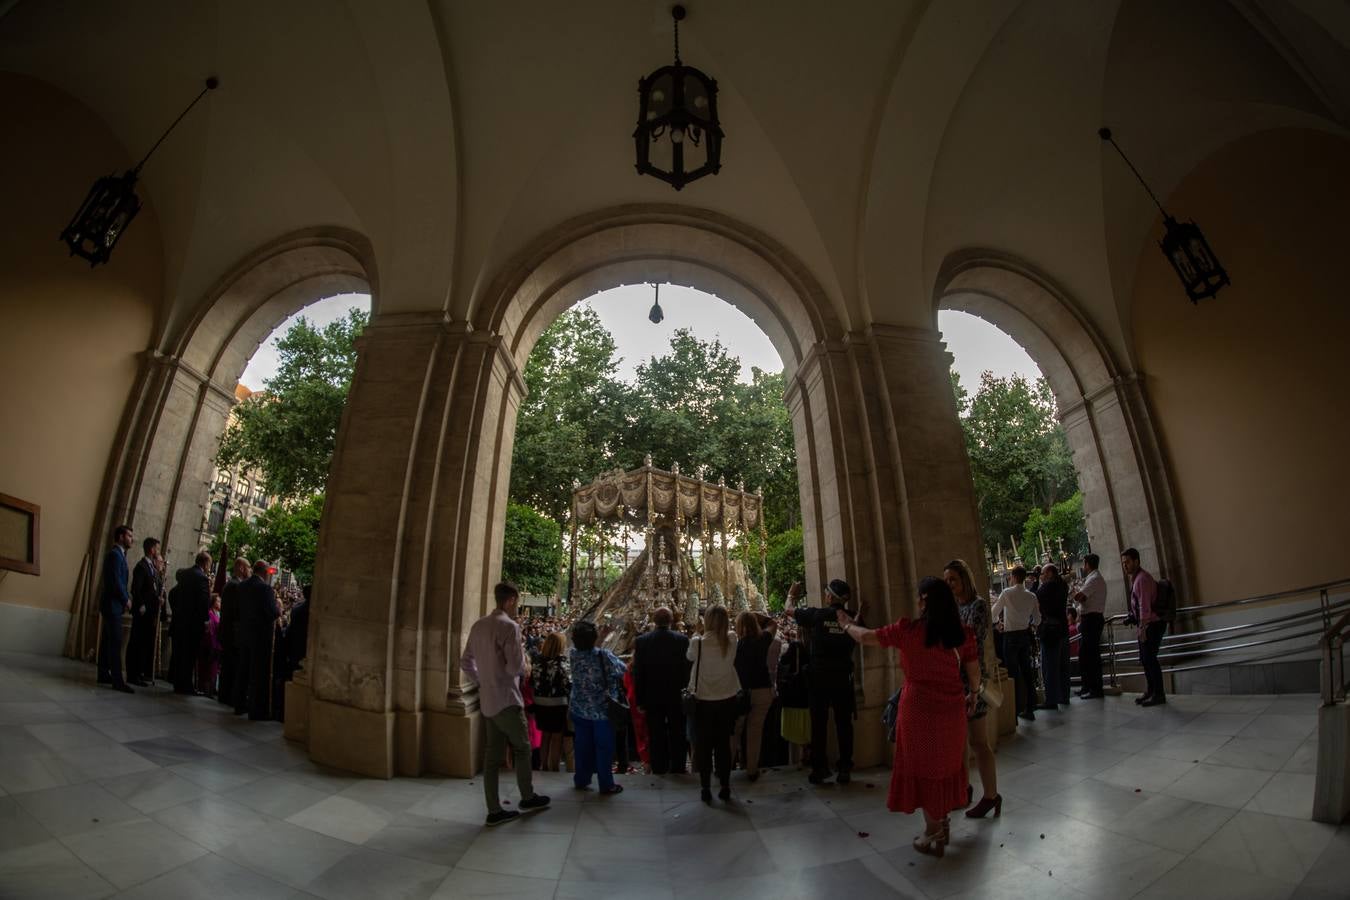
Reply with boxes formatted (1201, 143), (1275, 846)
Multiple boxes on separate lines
(568, 456), (767, 655)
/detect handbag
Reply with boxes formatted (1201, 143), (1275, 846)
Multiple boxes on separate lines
(780, 706), (811, 745)
(600, 651), (631, 729)
(681, 640), (702, 717)
(882, 687), (901, 743)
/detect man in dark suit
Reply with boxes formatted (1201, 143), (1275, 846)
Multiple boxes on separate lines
(97, 525), (136, 693)
(169, 552), (212, 695)
(633, 606), (692, 774)
(216, 557), (250, 708)
(234, 560), (281, 720)
(126, 537), (163, 686)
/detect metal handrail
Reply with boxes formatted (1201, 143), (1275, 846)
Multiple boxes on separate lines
(1099, 577), (1350, 695)
(1320, 608), (1350, 705)
(1101, 601), (1350, 653)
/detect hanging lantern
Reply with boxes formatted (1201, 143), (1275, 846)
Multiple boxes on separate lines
(1099, 127), (1230, 304)
(60, 77), (219, 266)
(634, 5), (723, 191)
(648, 282), (665, 324)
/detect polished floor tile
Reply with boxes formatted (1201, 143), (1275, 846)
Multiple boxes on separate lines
(0, 652), (1345, 900)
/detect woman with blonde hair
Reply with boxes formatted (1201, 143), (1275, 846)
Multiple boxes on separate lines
(531, 631), (572, 772)
(946, 558), (1001, 819)
(733, 611), (779, 780)
(686, 605), (742, 802)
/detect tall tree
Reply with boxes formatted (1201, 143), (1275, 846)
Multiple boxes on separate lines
(509, 307), (632, 523)
(955, 371), (1080, 551)
(216, 309), (367, 499)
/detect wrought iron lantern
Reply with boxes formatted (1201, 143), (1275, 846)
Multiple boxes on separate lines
(60, 77), (219, 266)
(1099, 127), (1230, 304)
(648, 283), (665, 324)
(634, 5), (723, 191)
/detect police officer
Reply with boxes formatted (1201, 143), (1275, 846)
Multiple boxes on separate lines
(789, 579), (864, 784)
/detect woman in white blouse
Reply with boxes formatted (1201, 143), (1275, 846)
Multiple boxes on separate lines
(687, 605), (743, 803)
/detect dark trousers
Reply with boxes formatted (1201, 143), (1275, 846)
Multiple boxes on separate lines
(1079, 613), (1105, 695)
(170, 625), (202, 693)
(217, 640), (238, 708)
(808, 675), (854, 775)
(693, 697), (738, 790)
(235, 642), (272, 719)
(1038, 621), (1069, 706)
(572, 717), (616, 791)
(97, 607), (125, 688)
(1139, 621), (1167, 700)
(643, 700), (687, 774)
(1003, 629), (1036, 716)
(126, 610), (157, 681)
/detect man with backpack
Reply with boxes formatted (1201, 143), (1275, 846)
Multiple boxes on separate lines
(1122, 548), (1167, 706)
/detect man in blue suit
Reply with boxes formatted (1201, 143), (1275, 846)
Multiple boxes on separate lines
(97, 524), (135, 693)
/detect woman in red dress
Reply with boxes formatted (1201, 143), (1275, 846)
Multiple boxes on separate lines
(838, 576), (982, 857)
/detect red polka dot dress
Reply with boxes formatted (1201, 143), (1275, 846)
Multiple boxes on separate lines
(875, 619), (977, 815)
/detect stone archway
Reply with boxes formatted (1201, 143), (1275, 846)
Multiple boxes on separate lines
(934, 251), (1192, 611)
(296, 205), (987, 778)
(69, 229), (375, 656)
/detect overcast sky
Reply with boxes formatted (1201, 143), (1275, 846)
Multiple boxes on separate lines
(239, 289), (1042, 392)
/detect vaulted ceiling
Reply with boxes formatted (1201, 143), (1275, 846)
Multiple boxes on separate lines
(3, 0), (1346, 364)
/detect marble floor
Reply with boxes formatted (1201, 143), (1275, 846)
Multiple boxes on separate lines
(0, 652), (1345, 900)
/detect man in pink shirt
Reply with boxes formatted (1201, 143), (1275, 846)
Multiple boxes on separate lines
(1121, 548), (1166, 707)
(461, 582), (550, 825)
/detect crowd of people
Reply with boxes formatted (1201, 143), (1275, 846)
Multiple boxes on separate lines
(461, 549), (1169, 856)
(95, 525), (310, 722)
(96, 522), (1167, 857)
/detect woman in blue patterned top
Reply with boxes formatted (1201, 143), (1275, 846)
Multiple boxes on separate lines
(569, 620), (627, 795)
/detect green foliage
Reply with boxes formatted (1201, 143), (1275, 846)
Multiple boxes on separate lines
(764, 526), (805, 612)
(207, 516), (257, 563)
(216, 309), (368, 500)
(509, 311), (800, 536)
(502, 503), (564, 595)
(252, 494), (325, 584)
(1020, 492), (1089, 564)
(510, 307), (632, 522)
(954, 371), (1081, 552)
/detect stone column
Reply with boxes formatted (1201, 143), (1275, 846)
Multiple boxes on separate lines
(304, 313), (449, 778)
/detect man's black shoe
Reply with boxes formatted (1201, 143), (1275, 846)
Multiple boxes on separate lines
(485, 810), (520, 827)
(1135, 694), (1151, 705)
(808, 772), (829, 785)
(129, 680), (149, 687)
(114, 684), (134, 694)
(519, 795), (550, 810)
(836, 770), (851, 785)
(1140, 696), (1167, 707)
(1080, 692), (1104, 699)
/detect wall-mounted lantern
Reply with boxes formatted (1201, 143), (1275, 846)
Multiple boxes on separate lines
(60, 77), (219, 266)
(1099, 127), (1230, 304)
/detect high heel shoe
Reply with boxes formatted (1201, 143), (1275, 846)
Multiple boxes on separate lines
(913, 821), (948, 858)
(965, 794), (1002, 819)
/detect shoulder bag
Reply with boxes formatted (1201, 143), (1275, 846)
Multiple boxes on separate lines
(681, 639), (702, 716)
(600, 651), (631, 729)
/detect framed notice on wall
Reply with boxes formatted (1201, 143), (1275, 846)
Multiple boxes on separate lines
(0, 494), (40, 576)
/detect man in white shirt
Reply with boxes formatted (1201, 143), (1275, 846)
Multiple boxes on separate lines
(1074, 553), (1108, 699)
(991, 566), (1039, 722)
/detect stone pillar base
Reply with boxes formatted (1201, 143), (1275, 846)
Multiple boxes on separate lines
(424, 708), (482, 777)
(283, 680), (311, 744)
(309, 698), (395, 779)
(1314, 703), (1350, 824)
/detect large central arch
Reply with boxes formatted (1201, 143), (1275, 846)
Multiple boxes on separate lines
(293, 205), (988, 778)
